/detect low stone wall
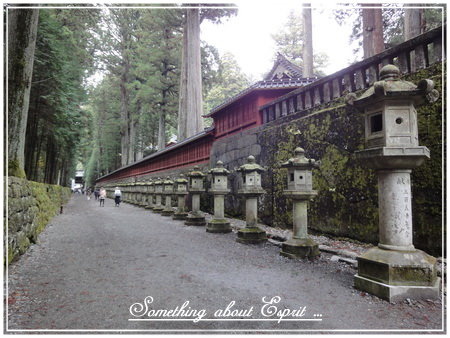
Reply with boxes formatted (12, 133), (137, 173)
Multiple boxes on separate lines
(7, 177), (71, 263)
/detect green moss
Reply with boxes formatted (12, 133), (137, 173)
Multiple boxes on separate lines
(258, 63), (443, 256)
(8, 160), (26, 178)
(7, 177), (71, 264)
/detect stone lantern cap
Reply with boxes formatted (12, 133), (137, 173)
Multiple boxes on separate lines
(209, 160), (230, 175)
(175, 175), (188, 184)
(237, 156), (266, 196)
(281, 147), (319, 170)
(349, 64), (439, 108)
(209, 161), (230, 194)
(163, 176), (174, 185)
(187, 165), (205, 178)
(187, 166), (205, 193)
(153, 178), (163, 186)
(237, 155), (266, 174)
(163, 177), (174, 193)
(174, 174), (189, 195)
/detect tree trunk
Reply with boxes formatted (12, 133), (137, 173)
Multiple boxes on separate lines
(177, 21), (188, 140)
(128, 117), (138, 163)
(7, 8), (39, 177)
(178, 8), (203, 141)
(404, 6), (424, 71)
(157, 89), (168, 150)
(302, 4), (313, 78)
(404, 6), (422, 40)
(362, 4), (384, 59)
(157, 110), (166, 151)
(119, 71), (130, 166)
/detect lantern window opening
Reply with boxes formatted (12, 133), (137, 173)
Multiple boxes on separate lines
(370, 113), (383, 134)
(290, 173), (294, 181)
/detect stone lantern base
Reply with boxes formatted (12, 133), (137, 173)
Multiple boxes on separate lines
(206, 219), (231, 233)
(152, 205), (164, 213)
(236, 227), (267, 244)
(185, 214), (206, 226)
(161, 208), (174, 216)
(354, 247), (440, 302)
(144, 204), (154, 210)
(173, 211), (189, 221)
(280, 238), (320, 259)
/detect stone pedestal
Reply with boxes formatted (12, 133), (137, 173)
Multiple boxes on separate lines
(144, 193), (154, 210)
(280, 193), (319, 259)
(354, 169), (439, 302)
(185, 193), (206, 226)
(207, 194), (231, 233)
(354, 247), (440, 302)
(173, 194), (188, 220)
(152, 194), (164, 213)
(161, 195), (174, 216)
(236, 196), (267, 244)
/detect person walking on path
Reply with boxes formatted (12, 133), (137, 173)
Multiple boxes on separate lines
(99, 187), (106, 207)
(94, 188), (99, 200)
(114, 187), (122, 207)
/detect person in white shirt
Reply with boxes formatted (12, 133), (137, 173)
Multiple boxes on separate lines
(114, 187), (122, 207)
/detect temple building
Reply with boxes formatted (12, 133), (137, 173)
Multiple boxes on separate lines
(97, 54), (317, 183)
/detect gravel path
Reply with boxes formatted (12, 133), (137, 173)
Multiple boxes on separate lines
(6, 194), (444, 333)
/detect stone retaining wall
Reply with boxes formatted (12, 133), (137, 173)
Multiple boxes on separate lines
(7, 177), (71, 263)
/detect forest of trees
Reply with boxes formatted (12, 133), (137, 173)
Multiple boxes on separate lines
(7, 4), (443, 189)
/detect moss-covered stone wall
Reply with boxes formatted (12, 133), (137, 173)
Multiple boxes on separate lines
(6, 177), (71, 263)
(256, 63), (443, 256)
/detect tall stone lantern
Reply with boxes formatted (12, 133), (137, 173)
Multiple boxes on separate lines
(206, 161), (232, 233)
(185, 166), (206, 226)
(145, 180), (154, 210)
(137, 182), (145, 207)
(173, 175), (189, 220)
(161, 177), (175, 216)
(236, 155), (267, 244)
(349, 64), (440, 302)
(280, 147), (320, 259)
(152, 178), (164, 213)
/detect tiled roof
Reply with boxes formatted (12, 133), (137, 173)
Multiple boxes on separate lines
(96, 127), (214, 180)
(264, 53), (303, 80)
(205, 77), (317, 117)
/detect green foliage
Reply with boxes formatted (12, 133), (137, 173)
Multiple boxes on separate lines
(83, 75), (121, 187)
(333, 5), (444, 55)
(24, 9), (100, 186)
(271, 9), (329, 76)
(204, 52), (251, 114)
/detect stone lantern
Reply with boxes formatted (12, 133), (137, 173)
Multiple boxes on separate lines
(279, 147), (320, 259)
(136, 182), (144, 207)
(185, 166), (206, 226)
(236, 155), (267, 244)
(348, 64), (440, 302)
(131, 182), (137, 205)
(152, 178), (164, 213)
(124, 183), (131, 203)
(161, 177), (175, 216)
(173, 175), (189, 220)
(139, 182), (149, 207)
(206, 161), (231, 233)
(145, 180), (154, 210)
